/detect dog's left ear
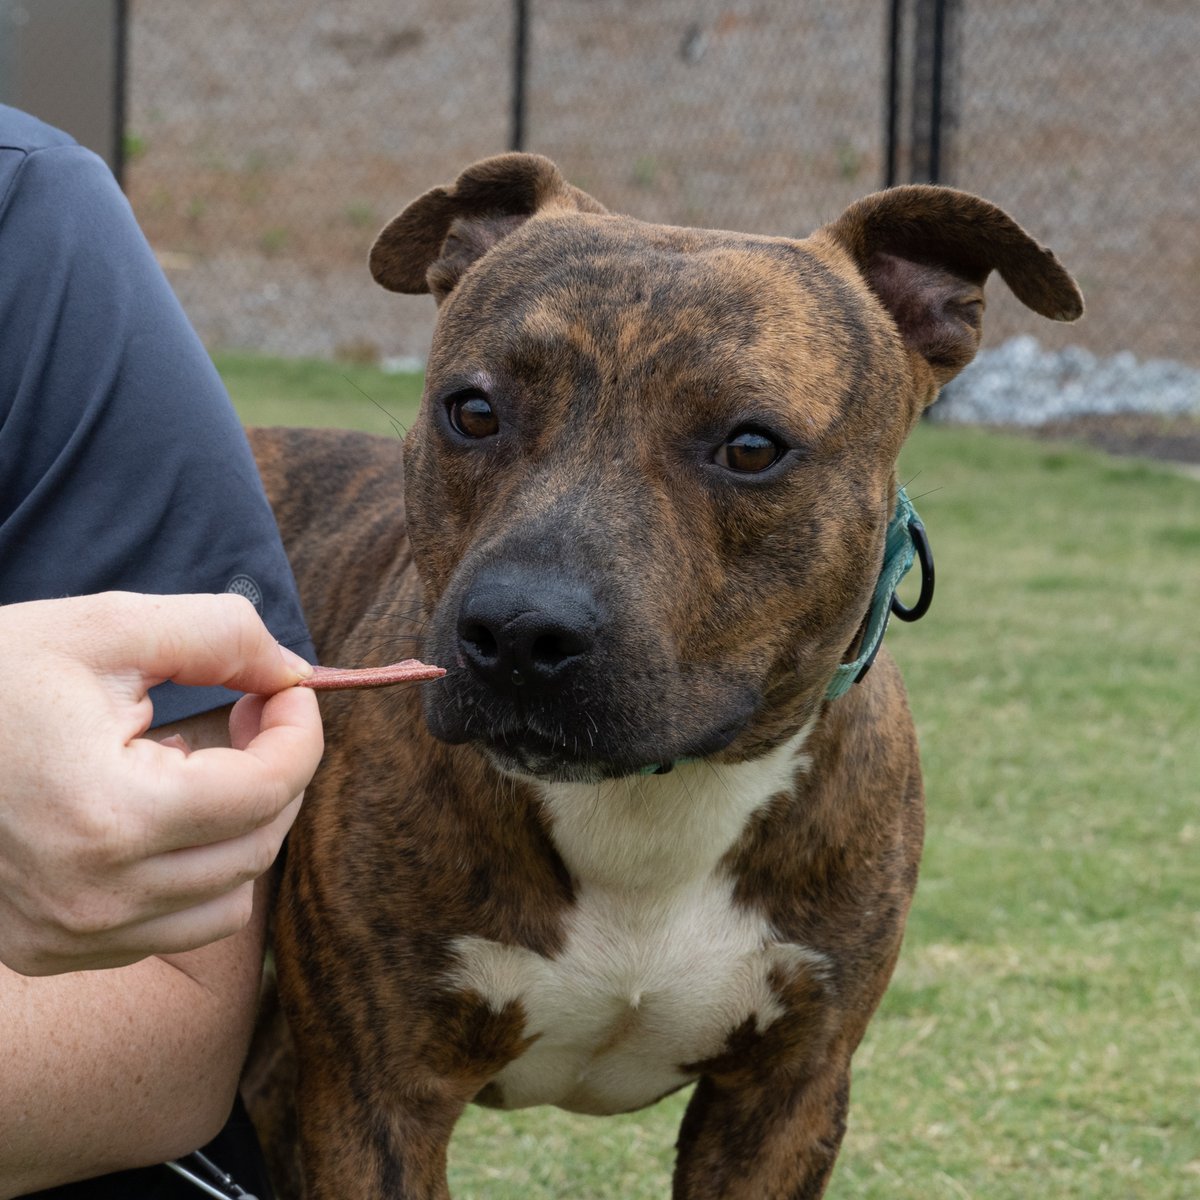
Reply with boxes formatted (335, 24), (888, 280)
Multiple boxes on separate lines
(820, 186), (1083, 388)
(369, 153), (607, 302)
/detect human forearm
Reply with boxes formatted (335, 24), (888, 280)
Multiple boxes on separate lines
(0, 879), (267, 1197)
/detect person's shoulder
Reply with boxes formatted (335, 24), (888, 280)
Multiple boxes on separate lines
(0, 107), (120, 236)
(0, 104), (79, 154)
(0, 104), (112, 197)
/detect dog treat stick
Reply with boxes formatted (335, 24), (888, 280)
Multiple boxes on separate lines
(298, 660), (446, 691)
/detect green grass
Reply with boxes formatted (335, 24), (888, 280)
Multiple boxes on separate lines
(841, 433), (1200, 1200)
(220, 356), (1200, 1198)
(216, 351), (423, 437)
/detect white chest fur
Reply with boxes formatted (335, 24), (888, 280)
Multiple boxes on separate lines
(447, 728), (828, 1115)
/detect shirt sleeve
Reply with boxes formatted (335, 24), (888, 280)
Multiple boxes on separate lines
(0, 124), (316, 726)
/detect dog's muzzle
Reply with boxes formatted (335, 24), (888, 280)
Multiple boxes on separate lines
(421, 562), (754, 781)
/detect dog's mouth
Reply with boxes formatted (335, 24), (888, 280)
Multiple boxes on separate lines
(459, 706), (751, 784)
(482, 728), (600, 783)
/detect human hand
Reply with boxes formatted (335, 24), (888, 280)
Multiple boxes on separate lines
(0, 592), (324, 975)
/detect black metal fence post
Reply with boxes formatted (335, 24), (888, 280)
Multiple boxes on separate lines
(510, 0), (529, 152)
(883, 0), (902, 188)
(910, 0), (940, 183)
(886, 0), (959, 187)
(114, 0), (128, 187)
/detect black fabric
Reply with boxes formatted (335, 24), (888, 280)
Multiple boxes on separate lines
(19, 1096), (275, 1200)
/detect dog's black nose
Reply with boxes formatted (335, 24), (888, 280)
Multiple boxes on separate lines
(457, 570), (599, 693)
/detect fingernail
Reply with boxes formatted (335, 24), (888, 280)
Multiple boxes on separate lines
(279, 645), (315, 678)
(158, 732), (192, 755)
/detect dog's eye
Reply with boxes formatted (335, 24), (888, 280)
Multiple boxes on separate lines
(447, 391), (499, 439)
(714, 428), (783, 474)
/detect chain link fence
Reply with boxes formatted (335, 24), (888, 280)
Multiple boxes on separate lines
(926, 0), (1199, 363)
(121, 0), (1199, 368)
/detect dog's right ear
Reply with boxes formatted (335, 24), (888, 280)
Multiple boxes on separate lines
(369, 154), (607, 302)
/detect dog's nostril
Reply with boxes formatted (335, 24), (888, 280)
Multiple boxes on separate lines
(531, 632), (574, 668)
(462, 621), (498, 660)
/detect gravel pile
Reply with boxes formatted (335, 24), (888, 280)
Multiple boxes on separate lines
(932, 336), (1200, 427)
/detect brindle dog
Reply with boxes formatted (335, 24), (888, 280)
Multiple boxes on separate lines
(244, 154), (1081, 1198)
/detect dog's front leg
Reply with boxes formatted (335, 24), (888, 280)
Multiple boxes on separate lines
(672, 1057), (852, 1200)
(294, 1063), (466, 1200)
(286, 971), (535, 1199)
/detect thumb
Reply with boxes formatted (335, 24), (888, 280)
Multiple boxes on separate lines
(81, 591), (314, 695)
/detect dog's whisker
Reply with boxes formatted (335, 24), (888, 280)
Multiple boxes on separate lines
(352, 609), (428, 627)
(357, 600), (426, 617)
(702, 758), (735, 798)
(907, 484), (946, 504)
(341, 374), (409, 439)
(630, 772), (654, 819)
(351, 638), (428, 662)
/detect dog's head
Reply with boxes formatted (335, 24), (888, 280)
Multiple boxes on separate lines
(370, 155), (1081, 782)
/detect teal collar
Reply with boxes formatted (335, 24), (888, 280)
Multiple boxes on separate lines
(638, 487), (932, 774)
(825, 485), (930, 700)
